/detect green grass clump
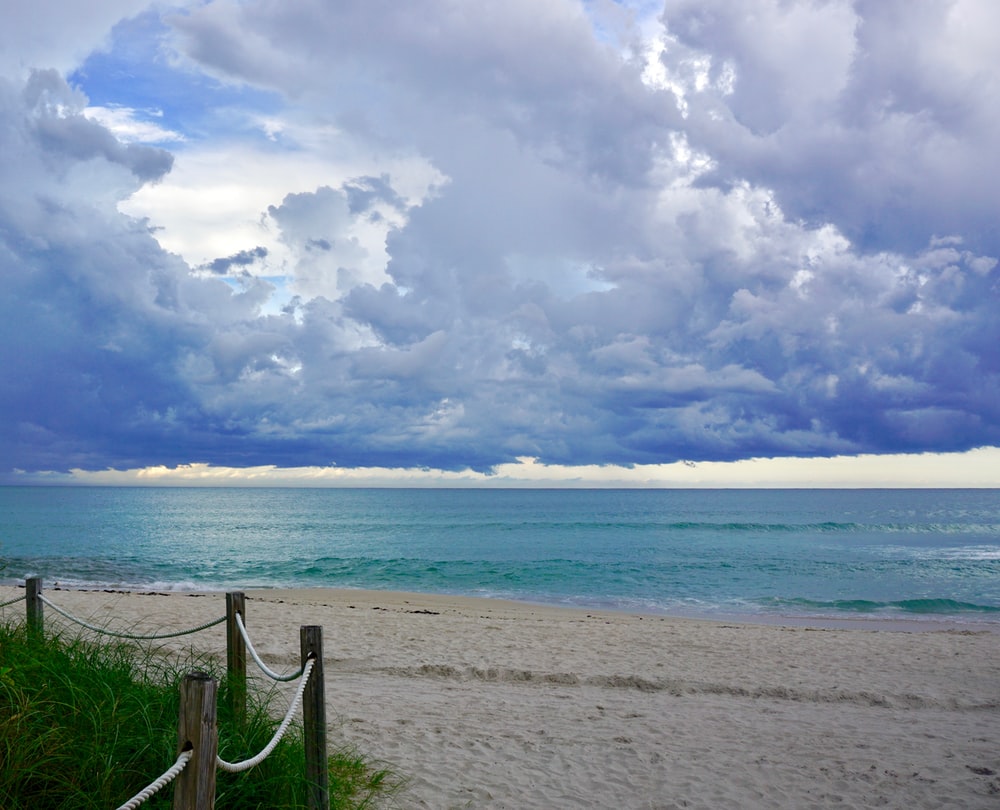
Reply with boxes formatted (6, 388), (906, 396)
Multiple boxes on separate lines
(0, 621), (396, 809)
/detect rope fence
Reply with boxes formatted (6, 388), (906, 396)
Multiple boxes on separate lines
(3, 577), (328, 810)
(116, 749), (193, 810)
(235, 610), (306, 682)
(0, 593), (25, 609)
(38, 593), (227, 639)
(217, 657), (315, 773)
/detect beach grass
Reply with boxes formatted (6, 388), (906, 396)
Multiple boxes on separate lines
(0, 620), (396, 809)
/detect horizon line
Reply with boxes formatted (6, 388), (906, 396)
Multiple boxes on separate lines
(6, 447), (1000, 489)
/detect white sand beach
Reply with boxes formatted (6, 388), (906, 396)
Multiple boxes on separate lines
(3, 584), (999, 809)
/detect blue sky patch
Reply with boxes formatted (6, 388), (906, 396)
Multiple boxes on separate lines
(68, 10), (283, 147)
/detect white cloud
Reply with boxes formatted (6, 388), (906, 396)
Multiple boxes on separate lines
(84, 104), (185, 143)
(0, 0), (154, 76)
(120, 123), (445, 296)
(657, 0), (1000, 256)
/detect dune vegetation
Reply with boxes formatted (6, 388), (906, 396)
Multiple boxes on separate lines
(0, 620), (395, 809)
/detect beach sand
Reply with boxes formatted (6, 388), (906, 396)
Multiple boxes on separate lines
(3, 584), (999, 808)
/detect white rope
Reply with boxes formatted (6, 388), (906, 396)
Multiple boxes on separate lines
(0, 594), (25, 609)
(115, 748), (192, 810)
(216, 657), (315, 773)
(234, 612), (306, 682)
(38, 594), (226, 639)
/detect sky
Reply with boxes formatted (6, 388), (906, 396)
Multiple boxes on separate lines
(1, 0), (999, 487)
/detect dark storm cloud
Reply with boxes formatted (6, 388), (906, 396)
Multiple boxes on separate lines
(0, 72), (288, 471)
(2, 2), (999, 477)
(19, 69), (173, 183)
(204, 245), (268, 275)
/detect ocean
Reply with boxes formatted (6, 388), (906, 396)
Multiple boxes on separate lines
(1, 486), (998, 623)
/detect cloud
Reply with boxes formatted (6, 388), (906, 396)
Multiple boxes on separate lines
(17, 447), (1000, 489)
(21, 69), (174, 183)
(0, 70), (278, 470)
(265, 178), (412, 300)
(656, 0), (1000, 256)
(0, 0), (153, 76)
(202, 245), (268, 275)
(83, 104), (186, 144)
(1, 2), (999, 479)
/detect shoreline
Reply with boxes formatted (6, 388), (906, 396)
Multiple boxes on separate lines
(5, 580), (999, 634)
(3, 584), (1000, 807)
(242, 586), (1000, 633)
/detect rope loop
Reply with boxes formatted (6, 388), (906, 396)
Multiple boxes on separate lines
(234, 612), (306, 682)
(216, 657), (314, 773)
(38, 594), (226, 639)
(115, 748), (192, 810)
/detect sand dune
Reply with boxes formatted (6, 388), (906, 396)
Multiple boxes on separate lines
(4, 584), (999, 808)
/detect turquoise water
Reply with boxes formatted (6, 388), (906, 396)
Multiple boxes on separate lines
(1, 487), (998, 621)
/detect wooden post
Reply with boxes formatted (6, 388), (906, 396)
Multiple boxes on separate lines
(25, 577), (43, 636)
(225, 592), (246, 726)
(173, 672), (219, 810)
(300, 625), (328, 810)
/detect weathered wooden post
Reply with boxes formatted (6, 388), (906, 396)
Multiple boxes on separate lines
(225, 592), (247, 726)
(173, 672), (219, 810)
(25, 577), (43, 637)
(300, 625), (328, 810)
